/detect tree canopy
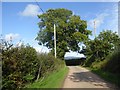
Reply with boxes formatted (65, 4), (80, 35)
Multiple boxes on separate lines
(83, 30), (120, 79)
(85, 30), (120, 62)
(36, 8), (91, 59)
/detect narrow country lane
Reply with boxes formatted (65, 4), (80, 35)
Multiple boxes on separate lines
(63, 66), (119, 89)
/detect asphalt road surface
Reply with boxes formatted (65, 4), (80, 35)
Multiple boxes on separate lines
(63, 66), (119, 89)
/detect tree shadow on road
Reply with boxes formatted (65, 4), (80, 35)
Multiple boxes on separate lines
(67, 71), (119, 90)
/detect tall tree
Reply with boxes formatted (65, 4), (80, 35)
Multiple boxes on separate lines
(36, 8), (91, 59)
(85, 30), (120, 61)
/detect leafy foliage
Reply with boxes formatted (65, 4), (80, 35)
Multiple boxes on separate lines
(102, 45), (120, 74)
(2, 39), (65, 89)
(84, 30), (120, 67)
(2, 44), (38, 89)
(36, 8), (91, 59)
(83, 30), (120, 87)
(84, 30), (120, 74)
(36, 53), (65, 78)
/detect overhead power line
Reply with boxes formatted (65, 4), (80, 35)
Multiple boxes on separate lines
(34, 0), (57, 58)
(35, 0), (44, 13)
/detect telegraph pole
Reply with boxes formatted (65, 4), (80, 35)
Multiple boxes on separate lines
(54, 24), (56, 58)
(94, 20), (96, 38)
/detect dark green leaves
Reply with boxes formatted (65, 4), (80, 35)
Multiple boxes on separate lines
(36, 8), (91, 59)
(84, 30), (120, 66)
(2, 44), (38, 89)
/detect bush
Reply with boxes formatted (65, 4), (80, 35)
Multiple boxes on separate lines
(2, 45), (38, 89)
(102, 47), (120, 74)
(83, 55), (95, 67)
(36, 53), (65, 78)
(2, 43), (65, 89)
(85, 45), (120, 75)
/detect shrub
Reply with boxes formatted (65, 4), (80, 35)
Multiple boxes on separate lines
(83, 55), (95, 67)
(36, 53), (64, 79)
(2, 41), (65, 89)
(102, 47), (120, 74)
(2, 45), (38, 89)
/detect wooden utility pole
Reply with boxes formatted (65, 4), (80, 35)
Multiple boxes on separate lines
(94, 20), (96, 38)
(54, 24), (56, 58)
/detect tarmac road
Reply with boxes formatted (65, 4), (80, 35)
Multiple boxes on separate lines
(63, 66), (119, 89)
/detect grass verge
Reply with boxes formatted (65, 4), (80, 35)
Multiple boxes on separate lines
(26, 66), (69, 88)
(86, 67), (120, 88)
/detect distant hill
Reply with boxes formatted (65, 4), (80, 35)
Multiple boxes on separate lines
(64, 54), (86, 60)
(64, 56), (81, 60)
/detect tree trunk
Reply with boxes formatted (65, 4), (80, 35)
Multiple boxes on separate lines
(36, 64), (41, 82)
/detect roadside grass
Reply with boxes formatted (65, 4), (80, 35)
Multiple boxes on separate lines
(26, 66), (69, 88)
(82, 52), (120, 88)
(87, 67), (120, 88)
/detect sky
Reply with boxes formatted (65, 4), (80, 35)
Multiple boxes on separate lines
(1, 1), (118, 57)
(1, 0), (120, 2)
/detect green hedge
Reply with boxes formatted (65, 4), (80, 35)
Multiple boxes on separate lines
(2, 44), (65, 89)
(2, 45), (38, 89)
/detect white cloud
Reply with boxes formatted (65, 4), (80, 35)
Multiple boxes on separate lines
(72, 11), (75, 15)
(16, 40), (23, 47)
(109, 4), (118, 33)
(5, 33), (19, 41)
(34, 46), (50, 53)
(101, 4), (118, 33)
(88, 13), (109, 29)
(87, 3), (118, 40)
(19, 4), (41, 17)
